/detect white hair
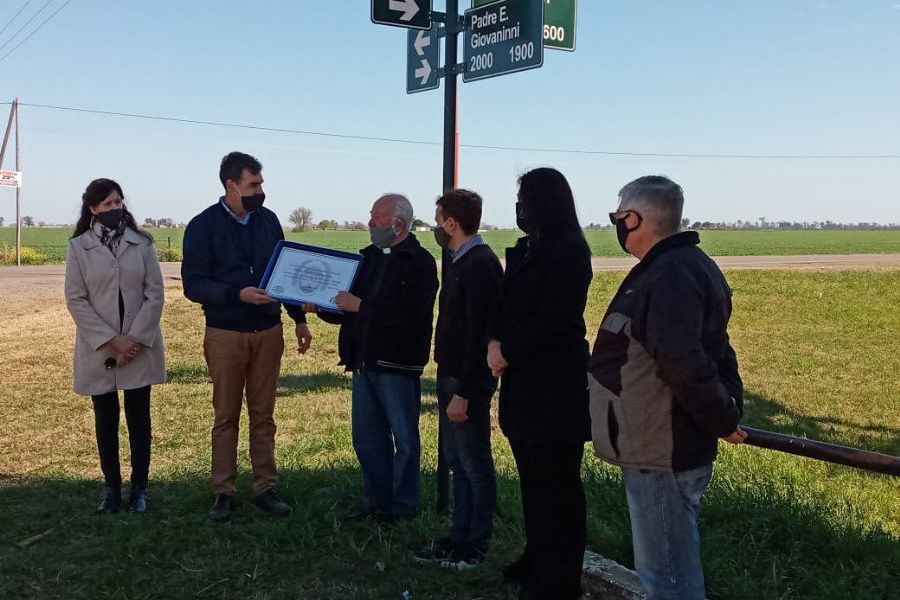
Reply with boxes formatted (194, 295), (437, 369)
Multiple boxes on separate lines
(378, 193), (414, 232)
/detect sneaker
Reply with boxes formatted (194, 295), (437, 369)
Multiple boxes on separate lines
(253, 489), (292, 517)
(413, 536), (457, 564)
(208, 494), (236, 522)
(440, 544), (486, 571)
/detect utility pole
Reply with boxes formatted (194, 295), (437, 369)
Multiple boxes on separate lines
(0, 99), (21, 265)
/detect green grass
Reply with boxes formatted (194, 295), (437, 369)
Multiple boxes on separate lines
(1, 271), (898, 599)
(2, 227), (899, 264)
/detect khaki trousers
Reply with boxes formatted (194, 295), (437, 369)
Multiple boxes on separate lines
(204, 324), (283, 496)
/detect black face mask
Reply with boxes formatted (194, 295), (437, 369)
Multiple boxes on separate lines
(95, 208), (124, 230)
(615, 212), (643, 253)
(241, 193), (266, 212)
(516, 202), (533, 234)
(433, 221), (451, 249)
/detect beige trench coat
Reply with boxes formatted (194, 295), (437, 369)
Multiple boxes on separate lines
(65, 228), (166, 396)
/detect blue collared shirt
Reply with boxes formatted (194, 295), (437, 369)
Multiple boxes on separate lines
(220, 197), (251, 225)
(452, 234), (484, 263)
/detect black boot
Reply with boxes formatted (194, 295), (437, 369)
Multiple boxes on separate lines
(209, 494), (236, 522)
(127, 486), (148, 513)
(253, 489), (292, 517)
(96, 486), (122, 514)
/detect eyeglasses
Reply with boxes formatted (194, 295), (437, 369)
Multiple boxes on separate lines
(609, 210), (643, 226)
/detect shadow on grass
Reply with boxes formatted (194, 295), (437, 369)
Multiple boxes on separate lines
(166, 363), (209, 385)
(165, 366), (352, 398)
(0, 467), (524, 600)
(742, 389), (900, 456)
(277, 372), (349, 396)
(1, 458), (897, 600)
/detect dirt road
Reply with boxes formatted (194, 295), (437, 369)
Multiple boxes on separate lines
(2, 254), (899, 307)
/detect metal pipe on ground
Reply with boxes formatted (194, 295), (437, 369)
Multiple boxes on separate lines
(742, 426), (900, 476)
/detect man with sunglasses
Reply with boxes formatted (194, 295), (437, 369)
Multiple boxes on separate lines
(589, 175), (747, 599)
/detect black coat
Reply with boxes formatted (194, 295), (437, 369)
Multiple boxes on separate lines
(492, 232), (593, 443)
(318, 234), (438, 377)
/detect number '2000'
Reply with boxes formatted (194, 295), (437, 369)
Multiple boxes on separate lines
(469, 53), (494, 72)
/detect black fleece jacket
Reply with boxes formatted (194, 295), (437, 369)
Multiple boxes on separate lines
(317, 234), (438, 377)
(434, 244), (503, 405)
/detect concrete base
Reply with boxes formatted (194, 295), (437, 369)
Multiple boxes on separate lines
(582, 551), (646, 599)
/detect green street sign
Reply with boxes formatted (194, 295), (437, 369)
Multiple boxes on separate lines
(473, 0), (576, 51)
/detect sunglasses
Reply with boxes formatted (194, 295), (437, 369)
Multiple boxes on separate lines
(608, 210), (643, 226)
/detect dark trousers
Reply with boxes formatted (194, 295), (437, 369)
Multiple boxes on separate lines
(437, 377), (497, 551)
(509, 439), (586, 600)
(91, 386), (152, 490)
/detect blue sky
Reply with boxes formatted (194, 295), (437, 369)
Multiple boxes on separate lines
(1, 0), (899, 228)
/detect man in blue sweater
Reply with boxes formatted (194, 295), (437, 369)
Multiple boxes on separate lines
(182, 152), (313, 521)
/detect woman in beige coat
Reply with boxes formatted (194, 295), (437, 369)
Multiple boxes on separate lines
(65, 178), (165, 514)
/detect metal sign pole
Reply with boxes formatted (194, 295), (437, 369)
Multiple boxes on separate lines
(435, 0), (460, 516)
(442, 0), (458, 193)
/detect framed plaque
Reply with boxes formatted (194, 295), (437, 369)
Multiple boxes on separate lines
(259, 241), (362, 314)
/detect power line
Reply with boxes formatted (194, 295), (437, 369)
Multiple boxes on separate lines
(15, 102), (443, 147)
(0, 0), (52, 54)
(0, 0), (72, 64)
(0, 0), (35, 39)
(6, 100), (900, 160)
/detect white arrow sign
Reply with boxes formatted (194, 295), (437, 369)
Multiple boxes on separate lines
(389, 0), (420, 22)
(415, 58), (432, 85)
(413, 30), (430, 56)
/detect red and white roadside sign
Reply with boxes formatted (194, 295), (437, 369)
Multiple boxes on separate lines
(0, 170), (22, 188)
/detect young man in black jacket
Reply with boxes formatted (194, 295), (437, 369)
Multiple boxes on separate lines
(182, 152), (313, 521)
(415, 189), (502, 568)
(589, 176), (746, 599)
(309, 193), (438, 521)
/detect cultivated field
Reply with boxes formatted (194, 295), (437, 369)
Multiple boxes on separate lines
(0, 270), (897, 599)
(2, 227), (900, 264)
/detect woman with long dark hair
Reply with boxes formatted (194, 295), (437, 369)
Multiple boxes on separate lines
(487, 168), (592, 599)
(65, 178), (165, 513)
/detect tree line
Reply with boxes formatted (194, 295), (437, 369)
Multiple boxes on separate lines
(586, 217), (900, 231)
(4, 212), (899, 231)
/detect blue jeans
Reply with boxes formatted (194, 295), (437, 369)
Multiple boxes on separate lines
(437, 376), (497, 551)
(622, 463), (713, 600)
(351, 369), (421, 516)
